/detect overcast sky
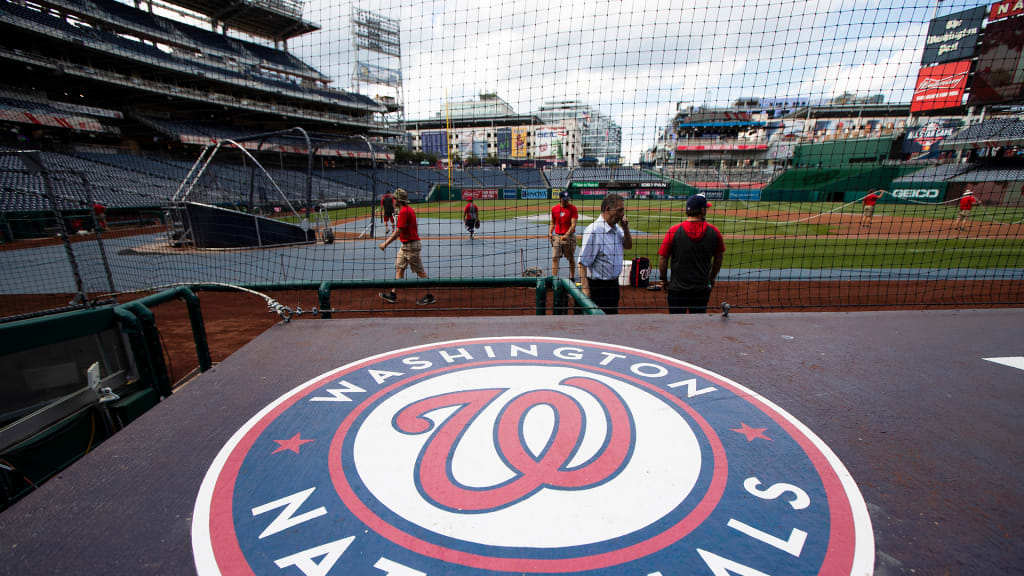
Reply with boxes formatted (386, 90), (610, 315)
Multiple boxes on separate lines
(282, 1), (984, 162)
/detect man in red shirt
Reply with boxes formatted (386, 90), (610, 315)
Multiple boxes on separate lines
(93, 202), (108, 231)
(861, 189), (883, 228)
(954, 189), (982, 231)
(380, 191), (395, 234)
(463, 197), (480, 239)
(378, 188), (434, 305)
(657, 194), (725, 314)
(548, 190), (579, 283)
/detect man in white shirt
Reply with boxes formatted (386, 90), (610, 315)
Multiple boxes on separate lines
(577, 193), (632, 314)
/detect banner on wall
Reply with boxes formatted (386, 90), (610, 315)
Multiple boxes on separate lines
(512, 128), (528, 158)
(910, 59), (971, 112)
(990, 0), (1024, 21)
(920, 6), (986, 66)
(523, 189), (548, 199)
(496, 128), (511, 157)
(458, 131), (475, 157)
(902, 120), (961, 157)
(422, 131), (448, 158)
(462, 189), (499, 200)
(533, 127), (566, 160)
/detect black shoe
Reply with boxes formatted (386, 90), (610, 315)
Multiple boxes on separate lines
(379, 291), (396, 304)
(416, 294), (435, 305)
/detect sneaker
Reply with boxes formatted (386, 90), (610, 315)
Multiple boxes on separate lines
(416, 294), (436, 306)
(379, 291), (397, 304)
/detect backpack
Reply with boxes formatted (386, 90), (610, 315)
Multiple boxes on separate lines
(629, 257), (650, 287)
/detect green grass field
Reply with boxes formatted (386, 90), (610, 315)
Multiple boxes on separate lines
(301, 199), (1024, 270)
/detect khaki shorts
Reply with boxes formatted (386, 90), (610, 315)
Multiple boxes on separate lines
(396, 240), (426, 276)
(863, 205), (875, 216)
(956, 209), (971, 220)
(551, 233), (576, 259)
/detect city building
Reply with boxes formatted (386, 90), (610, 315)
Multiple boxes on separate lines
(536, 101), (622, 165)
(406, 94), (583, 166)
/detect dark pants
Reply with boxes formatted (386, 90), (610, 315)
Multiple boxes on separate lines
(667, 288), (712, 314)
(588, 278), (620, 314)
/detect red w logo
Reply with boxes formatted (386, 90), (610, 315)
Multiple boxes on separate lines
(393, 377), (633, 512)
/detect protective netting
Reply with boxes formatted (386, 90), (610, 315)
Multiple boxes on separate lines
(1, 0), (1023, 320)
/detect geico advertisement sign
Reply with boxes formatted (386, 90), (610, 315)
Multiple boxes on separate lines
(892, 189), (941, 199)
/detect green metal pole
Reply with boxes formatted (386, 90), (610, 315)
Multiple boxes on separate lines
(535, 278), (547, 315)
(318, 281), (332, 319)
(124, 287), (211, 373)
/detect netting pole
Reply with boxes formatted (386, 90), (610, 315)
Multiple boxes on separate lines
(359, 135), (378, 238)
(82, 175), (116, 294)
(19, 151), (88, 306)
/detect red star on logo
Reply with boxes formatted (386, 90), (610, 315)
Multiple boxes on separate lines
(272, 433), (315, 454)
(731, 422), (772, 442)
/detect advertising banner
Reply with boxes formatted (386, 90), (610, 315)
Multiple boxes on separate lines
(502, 189), (518, 199)
(512, 128), (528, 158)
(458, 131), (475, 157)
(355, 61), (402, 86)
(921, 6), (986, 66)
(581, 189), (606, 196)
(532, 127), (566, 160)
(729, 189), (762, 201)
(462, 189), (499, 200)
(990, 0), (1024, 22)
(422, 131), (448, 158)
(551, 189), (561, 199)
(889, 187), (945, 203)
(675, 143), (768, 151)
(496, 128), (511, 157)
(523, 189), (548, 199)
(910, 59), (971, 112)
(902, 120), (961, 157)
(969, 18), (1024, 105)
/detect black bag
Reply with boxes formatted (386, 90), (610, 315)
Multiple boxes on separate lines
(629, 257), (650, 287)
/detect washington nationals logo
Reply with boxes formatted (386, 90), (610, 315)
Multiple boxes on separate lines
(193, 338), (875, 576)
(395, 377), (632, 512)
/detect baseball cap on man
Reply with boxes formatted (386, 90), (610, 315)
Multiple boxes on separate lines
(559, 190), (571, 200)
(686, 194), (711, 212)
(963, 190), (973, 195)
(393, 188), (409, 202)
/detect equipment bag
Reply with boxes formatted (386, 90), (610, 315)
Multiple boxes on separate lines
(629, 257), (650, 287)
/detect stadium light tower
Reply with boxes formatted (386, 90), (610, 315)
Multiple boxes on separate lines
(352, 7), (405, 140)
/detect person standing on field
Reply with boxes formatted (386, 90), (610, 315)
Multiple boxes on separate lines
(380, 191), (395, 235)
(378, 188), (435, 306)
(657, 194), (725, 314)
(861, 188), (883, 228)
(548, 190), (579, 283)
(577, 193), (631, 314)
(953, 189), (982, 231)
(463, 196), (480, 239)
